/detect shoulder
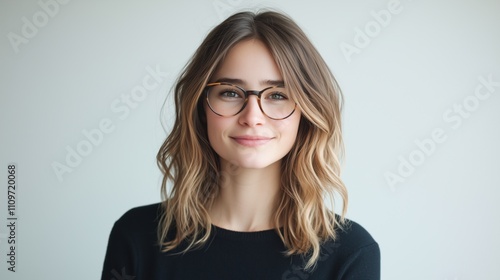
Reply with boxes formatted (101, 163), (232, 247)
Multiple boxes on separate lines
(116, 202), (163, 223)
(111, 202), (163, 239)
(282, 218), (380, 279)
(315, 218), (380, 278)
(336, 218), (378, 250)
(320, 217), (380, 262)
(101, 203), (165, 279)
(330, 217), (380, 267)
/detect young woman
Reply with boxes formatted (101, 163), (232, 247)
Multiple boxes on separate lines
(101, 10), (380, 280)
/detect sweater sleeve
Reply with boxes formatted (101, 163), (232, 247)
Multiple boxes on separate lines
(100, 220), (137, 280)
(337, 242), (381, 280)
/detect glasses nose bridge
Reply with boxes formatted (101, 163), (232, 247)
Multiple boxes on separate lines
(241, 89), (265, 116)
(245, 89), (263, 99)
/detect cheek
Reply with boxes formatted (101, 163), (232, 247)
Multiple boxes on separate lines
(205, 114), (218, 145)
(205, 112), (230, 146)
(277, 113), (301, 144)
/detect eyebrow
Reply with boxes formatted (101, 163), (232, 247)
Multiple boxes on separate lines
(214, 77), (284, 87)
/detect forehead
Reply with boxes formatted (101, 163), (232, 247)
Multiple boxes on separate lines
(211, 39), (283, 87)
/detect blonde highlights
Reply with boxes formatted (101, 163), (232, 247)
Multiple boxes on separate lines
(157, 10), (348, 269)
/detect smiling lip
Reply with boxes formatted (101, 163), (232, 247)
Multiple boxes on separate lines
(230, 135), (273, 147)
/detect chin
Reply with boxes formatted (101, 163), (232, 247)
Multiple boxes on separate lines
(225, 157), (281, 170)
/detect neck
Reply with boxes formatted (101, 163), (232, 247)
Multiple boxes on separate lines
(209, 160), (282, 232)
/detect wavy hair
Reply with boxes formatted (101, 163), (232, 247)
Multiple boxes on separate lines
(156, 10), (348, 270)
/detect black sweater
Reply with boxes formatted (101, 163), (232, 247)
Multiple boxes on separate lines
(101, 203), (380, 280)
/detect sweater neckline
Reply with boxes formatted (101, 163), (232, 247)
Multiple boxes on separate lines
(211, 224), (282, 240)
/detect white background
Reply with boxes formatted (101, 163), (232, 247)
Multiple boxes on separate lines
(1, 0), (499, 279)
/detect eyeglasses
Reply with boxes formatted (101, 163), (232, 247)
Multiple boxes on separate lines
(204, 82), (297, 120)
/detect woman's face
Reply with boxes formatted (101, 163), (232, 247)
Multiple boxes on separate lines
(205, 39), (301, 169)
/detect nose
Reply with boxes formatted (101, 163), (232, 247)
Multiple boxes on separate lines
(238, 95), (266, 127)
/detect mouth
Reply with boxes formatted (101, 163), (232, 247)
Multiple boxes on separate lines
(230, 136), (273, 147)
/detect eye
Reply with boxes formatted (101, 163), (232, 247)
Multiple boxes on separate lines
(220, 90), (241, 98)
(267, 91), (288, 100)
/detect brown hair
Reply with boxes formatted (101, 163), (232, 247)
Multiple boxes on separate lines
(157, 10), (347, 269)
